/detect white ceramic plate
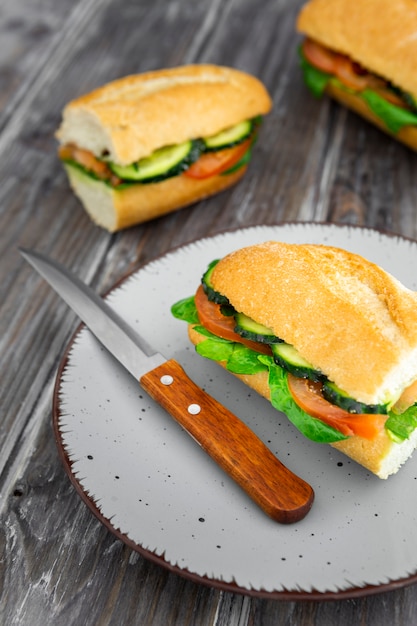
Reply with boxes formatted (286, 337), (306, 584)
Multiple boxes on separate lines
(54, 223), (417, 599)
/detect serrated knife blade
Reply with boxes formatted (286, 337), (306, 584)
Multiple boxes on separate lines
(20, 248), (314, 523)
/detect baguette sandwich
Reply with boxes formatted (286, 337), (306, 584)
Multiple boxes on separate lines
(296, 0), (417, 151)
(172, 241), (417, 479)
(56, 65), (272, 232)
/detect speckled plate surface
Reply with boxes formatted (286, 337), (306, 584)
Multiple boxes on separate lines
(53, 223), (417, 599)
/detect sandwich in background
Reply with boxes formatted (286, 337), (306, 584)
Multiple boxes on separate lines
(296, 0), (417, 150)
(56, 65), (272, 232)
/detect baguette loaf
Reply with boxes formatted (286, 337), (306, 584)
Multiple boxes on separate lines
(56, 64), (272, 231)
(187, 241), (417, 478)
(296, 0), (417, 150)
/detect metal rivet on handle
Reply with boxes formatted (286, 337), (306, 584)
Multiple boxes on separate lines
(188, 404), (201, 415)
(160, 375), (174, 386)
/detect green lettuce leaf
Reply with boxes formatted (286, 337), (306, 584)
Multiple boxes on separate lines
(385, 405), (417, 442)
(361, 89), (417, 133)
(226, 343), (269, 374)
(196, 338), (235, 362)
(195, 334), (268, 375)
(171, 295), (199, 325)
(298, 48), (331, 98)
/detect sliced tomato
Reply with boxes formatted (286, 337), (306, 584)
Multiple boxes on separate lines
(332, 56), (370, 91)
(287, 374), (387, 440)
(194, 285), (272, 355)
(59, 144), (111, 179)
(59, 144), (122, 185)
(302, 38), (339, 74)
(184, 139), (251, 180)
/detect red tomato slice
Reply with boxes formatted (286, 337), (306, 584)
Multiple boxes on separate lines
(287, 374), (387, 440)
(184, 139), (251, 180)
(194, 285), (272, 355)
(333, 56), (370, 91)
(302, 38), (339, 74)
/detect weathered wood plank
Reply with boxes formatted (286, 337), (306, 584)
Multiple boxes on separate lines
(1, 0), (417, 623)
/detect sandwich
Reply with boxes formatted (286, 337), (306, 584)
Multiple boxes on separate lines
(296, 0), (417, 150)
(56, 64), (272, 232)
(172, 241), (417, 479)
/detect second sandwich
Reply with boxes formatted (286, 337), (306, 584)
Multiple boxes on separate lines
(56, 64), (272, 232)
(297, 0), (417, 150)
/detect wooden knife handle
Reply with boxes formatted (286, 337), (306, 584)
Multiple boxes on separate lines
(140, 359), (314, 523)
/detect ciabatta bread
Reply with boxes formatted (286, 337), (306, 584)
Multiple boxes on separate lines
(56, 64), (272, 231)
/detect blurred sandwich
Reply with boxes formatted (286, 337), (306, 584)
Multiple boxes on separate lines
(297, 0), (417, 150)
(56, 64), (272, 231)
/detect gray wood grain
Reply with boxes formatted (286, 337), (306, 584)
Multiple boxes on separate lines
(1, 0), (417, 623)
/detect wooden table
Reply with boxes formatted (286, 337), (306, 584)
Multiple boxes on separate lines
(2, 0), (417, 623)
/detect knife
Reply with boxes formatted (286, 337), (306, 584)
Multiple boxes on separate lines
(20, 248), (314, 523)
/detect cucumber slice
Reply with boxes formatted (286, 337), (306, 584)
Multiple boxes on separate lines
(109, 140), (202, 183)
(271, 343), (324, 382)
(201, 260), (230, 305)
(322, 381), (389, 415)
(234, 312), (282, 344)
(203, 120), (253, 151)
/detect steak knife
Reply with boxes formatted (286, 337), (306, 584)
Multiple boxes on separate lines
(20, 248), (314, 523)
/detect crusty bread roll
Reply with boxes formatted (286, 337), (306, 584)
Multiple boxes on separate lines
(296, 0), (417, 150)
(56, 64), (272, 231)
(187, 241), (417, 478)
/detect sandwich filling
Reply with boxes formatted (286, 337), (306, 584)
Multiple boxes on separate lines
(299, 38), (417, 134)
(59, 117), (261, 190)
(172, 259), (417, 446)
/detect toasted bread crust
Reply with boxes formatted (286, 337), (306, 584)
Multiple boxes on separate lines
(64, 163), (247, 232)
(209, 241), (417, 405)
(188, 325), (417, 478)
(56, 65), (272, 165)
(297, 0), (417, 98)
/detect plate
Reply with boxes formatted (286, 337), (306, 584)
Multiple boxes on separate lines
(54, 222), (417, 599)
